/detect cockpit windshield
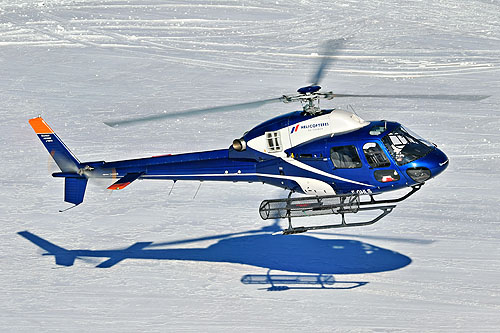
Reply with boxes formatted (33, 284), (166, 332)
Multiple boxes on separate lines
(381, 126), (434, 166)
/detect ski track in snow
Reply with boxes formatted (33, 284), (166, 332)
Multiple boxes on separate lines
(1, 1), (500, 76)
(1, 0), (500, 331)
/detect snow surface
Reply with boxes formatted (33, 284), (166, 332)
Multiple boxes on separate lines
(1, 0), (499, 331)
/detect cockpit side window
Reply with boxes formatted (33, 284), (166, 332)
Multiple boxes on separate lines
(382, 127), (433, 166)
(330, 145), (362, 169)
(363, 143), (390, 168)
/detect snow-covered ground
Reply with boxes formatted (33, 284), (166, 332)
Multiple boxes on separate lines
(1, 0), (499, 331)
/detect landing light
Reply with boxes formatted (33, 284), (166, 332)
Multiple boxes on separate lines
(406, 167), (431, 183)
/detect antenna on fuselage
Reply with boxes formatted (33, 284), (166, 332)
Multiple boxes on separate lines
(168, 180), (177, 196)
(347, 104), (360, 117)
(193, 181), (203, 200)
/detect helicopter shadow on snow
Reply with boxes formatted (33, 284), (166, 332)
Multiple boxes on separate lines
(18, 220), (415, 291)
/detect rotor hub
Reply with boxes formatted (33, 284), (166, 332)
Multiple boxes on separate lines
(297, 85), (321, 94)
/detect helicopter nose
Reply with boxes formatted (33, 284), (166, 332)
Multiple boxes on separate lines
(405, 148), (449, 183)
(428, 147), (449, 178)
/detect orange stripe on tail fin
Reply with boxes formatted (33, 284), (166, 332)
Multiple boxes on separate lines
(29, 117), (54, 134)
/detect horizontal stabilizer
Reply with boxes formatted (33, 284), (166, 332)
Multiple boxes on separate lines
(107, 172), (143, 190)
(96, 242), (152, 268)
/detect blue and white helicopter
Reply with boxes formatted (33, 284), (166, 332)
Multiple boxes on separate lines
(29, 41), (488, 234)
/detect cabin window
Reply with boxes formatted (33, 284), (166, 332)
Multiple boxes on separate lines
(369, 124), (387, 136)
(266, 131), (282, 152)
(330, 145), (362, 169)
(363, 142), (390, 168)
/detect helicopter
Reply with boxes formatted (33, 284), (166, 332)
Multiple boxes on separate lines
(29, 40), (489, 235)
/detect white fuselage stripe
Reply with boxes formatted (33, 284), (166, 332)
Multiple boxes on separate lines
(140, 173), (335, 194)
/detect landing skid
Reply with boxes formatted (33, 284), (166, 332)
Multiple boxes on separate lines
(260, 185), (421, 235)
(278, 206), (396, 235)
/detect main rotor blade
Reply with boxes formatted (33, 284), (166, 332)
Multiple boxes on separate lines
(310, 38), (346, 86)
(330, 94), (490, 101)
(104, 97), (284, 127)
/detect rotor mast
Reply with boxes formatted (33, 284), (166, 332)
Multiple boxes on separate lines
(281, 85), (335, 115)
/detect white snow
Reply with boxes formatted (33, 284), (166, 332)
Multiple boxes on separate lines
(1, 0), (499, 331)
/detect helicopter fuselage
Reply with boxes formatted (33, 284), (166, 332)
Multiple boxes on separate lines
(64, 109), (449, 198)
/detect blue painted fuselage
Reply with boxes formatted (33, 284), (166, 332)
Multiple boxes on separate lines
(84, 117), (448, 195)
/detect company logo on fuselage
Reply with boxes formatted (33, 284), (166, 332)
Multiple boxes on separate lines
(291, 122), (330, 134)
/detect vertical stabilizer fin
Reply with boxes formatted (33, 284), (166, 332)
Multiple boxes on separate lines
(28, 117), (80, 173)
